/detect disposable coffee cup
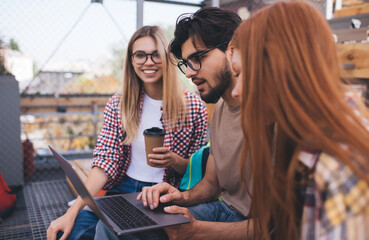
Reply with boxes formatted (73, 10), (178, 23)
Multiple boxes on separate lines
(143, 127), (165, 167)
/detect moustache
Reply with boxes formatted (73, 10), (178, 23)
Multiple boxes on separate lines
(191, 77), (207, 83)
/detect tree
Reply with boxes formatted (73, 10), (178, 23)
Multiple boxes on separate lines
(9, 38), (20, 51)
(162, 25), (175, 40)
(110, 42), (126, 83)
(64, 75), (120, 94)
(0, 37), (9, 75)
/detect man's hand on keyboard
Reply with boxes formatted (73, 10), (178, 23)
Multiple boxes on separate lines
(137, 183), (184, 210)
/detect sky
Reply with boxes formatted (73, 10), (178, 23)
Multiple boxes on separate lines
(0, 0), (201, 69)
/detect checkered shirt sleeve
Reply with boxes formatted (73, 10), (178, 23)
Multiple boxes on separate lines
(92, 94), (128, 188)
(299, 151), (369, 240)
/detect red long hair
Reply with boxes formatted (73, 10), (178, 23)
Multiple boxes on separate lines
(232, 1), (369, 239)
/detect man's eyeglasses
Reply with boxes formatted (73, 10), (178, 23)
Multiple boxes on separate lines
(177, 42), (227, 75)
(132, 50), (162, 65)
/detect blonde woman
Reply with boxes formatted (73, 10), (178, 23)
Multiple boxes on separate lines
(231, 1), (369, 239)
(47, 25), (207, 240)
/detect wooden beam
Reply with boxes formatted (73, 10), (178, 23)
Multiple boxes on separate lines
(337, 42), (369, 79)
(342, 0), (365, 7)
(335, 4), (369, 17)
(20, 95), (110, 107)
(20, 106), (106, 114)
(20, 94), (111, 114)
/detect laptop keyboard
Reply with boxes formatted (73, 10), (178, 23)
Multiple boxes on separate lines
(96, 196), (158, 230)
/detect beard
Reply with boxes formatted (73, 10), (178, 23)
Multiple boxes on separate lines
(200, 59), (233, 104)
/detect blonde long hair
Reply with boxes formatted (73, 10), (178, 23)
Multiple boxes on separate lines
(121, 26), (185, 144)
(232, 1), (369, 239)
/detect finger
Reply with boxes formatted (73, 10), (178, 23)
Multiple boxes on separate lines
(148, 153), (167, 160)
(59, 232), (68, 240)
(146, 187), (154, 210)
(152, 147), (170, 153)
(144, 183), (174, 204)
(140, 188), (148, 207)
(159, 191), (180, 203)
(47, 225), (57, 240)
(152, 189), (160, 209)
(163, 205), (186, 214)
(164, 206), (193, 220)
(149, 159), (169, 165)
(136, 191), (142, 201)
(147, 188), (162, 210)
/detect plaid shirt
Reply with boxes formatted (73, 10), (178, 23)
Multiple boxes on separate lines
(92, 91), (208, 190)
(298, 150), (369, 240)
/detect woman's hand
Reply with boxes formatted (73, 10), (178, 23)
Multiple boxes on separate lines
(47, 209), (77, 240)
(47, 167), (108, 240)
(148, 147), (188, 174)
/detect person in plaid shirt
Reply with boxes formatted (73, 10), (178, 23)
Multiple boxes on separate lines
(231, 1), (369, 239)
(47, 25), (207, 240)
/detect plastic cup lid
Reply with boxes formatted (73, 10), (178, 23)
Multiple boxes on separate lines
(143, 127), (165, 136)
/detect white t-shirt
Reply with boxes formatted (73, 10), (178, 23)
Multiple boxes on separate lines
(126, 94), (165, 183)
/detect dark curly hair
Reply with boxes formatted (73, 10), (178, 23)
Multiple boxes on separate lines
(170, 7), (242, 59)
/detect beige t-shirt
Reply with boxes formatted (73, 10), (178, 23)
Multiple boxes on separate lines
(210, 98), (251, 217)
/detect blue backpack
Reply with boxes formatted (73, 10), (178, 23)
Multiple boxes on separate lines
(179, 143), (210, 191)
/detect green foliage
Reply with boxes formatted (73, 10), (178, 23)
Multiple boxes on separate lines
(32, 62), (38, 77)
(162, 25), (175, 41)
(64, 75), (120, 94)
(9, 38), (20, 51)
(110, 42), (126, 83)
(0, 38), (9, 75)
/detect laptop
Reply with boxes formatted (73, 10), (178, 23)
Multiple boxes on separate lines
(48, 145), (190, 236)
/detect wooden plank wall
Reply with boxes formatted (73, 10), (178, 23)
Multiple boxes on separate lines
(337, 42), (369, 79)
(335, 4), (369, 17)
(333, 0), (369, 80)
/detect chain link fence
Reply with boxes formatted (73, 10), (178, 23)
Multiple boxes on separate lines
(0, 0), (202, 184)
(1, 1), (343, 239)
(1, 1), (203, 238)
(0, 0), (336, 187)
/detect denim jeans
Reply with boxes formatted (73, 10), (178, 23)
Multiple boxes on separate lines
(94, 200), (246, 240)
(58, 175), (157, 240)
(188, 200), (247, 222)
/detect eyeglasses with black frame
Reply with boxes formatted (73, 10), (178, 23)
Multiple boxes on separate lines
(132, 50), (162, 65)
(177, 42), (227, 75)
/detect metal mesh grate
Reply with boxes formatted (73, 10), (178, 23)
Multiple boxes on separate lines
(0, 190), (32, 240)
(24, 180), (75, 240)
(0, 180), (75, 240)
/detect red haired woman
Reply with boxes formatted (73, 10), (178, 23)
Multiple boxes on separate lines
(231, 1), (369, 239)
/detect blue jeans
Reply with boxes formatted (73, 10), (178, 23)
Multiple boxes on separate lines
(188, 200), (247, 222)
(58, 175), (157, 240)
(94, 200), (246, 239)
